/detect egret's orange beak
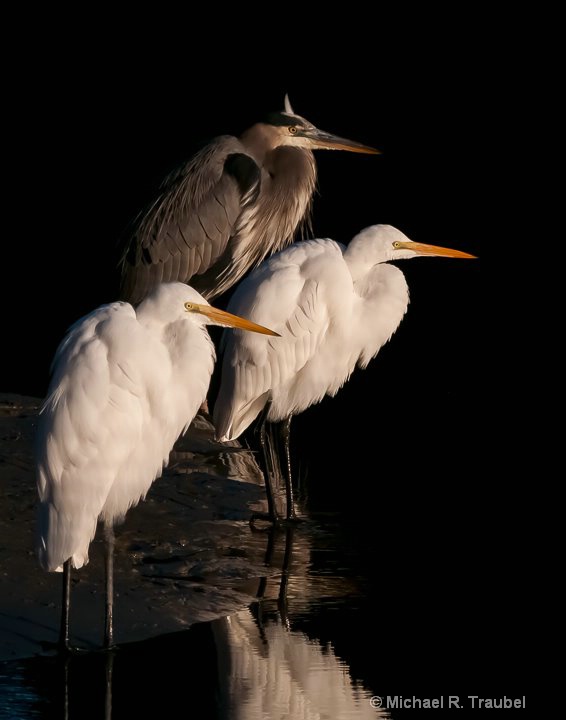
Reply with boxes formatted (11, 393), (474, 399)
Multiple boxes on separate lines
(398, 242), (477, 259)
(186, 302), (280, 336)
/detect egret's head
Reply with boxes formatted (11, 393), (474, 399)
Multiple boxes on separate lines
(184, 299), (279, 335)
(136, 283), (279, 336)
(348, 225), (477, 264)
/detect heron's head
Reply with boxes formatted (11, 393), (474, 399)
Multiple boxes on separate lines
(346, 225), (477, 266)
(247, 94), (379, 155)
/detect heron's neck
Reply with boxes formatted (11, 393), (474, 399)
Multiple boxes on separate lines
(240, 124), (278, 165)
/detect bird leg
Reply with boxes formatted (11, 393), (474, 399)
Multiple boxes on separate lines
(104, 524), (115, 649)
(59, 559), (71, 650)
(278, 416), (296, 520)
(254, 401), (280, 524)
(252, 404), (303, 526)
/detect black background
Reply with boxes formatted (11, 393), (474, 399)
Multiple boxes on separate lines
(3, 35), (481, 401)
(1, 26), (525, 710)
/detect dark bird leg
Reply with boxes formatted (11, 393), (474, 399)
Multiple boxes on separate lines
(252, 405), (302, 526)
(278, 416), (297, 521)
(251, 401), (281, 526)
(104, 524), (115, 648)
(59, 559), (71, 650)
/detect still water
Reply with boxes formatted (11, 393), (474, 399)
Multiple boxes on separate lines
(0, 390), (522, 719)
(1, 515), (389, 719)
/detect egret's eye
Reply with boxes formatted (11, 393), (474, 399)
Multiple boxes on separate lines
(288, 126), (297, 135)
(184, 302), (195, 311)
(393, 241), (402, 249)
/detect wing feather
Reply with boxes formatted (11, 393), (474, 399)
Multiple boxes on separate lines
(120, 138), (261, 304)
(36, 302), (172, 571)
(213, 241), (341, 440)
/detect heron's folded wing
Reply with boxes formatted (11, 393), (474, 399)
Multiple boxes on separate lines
(120, 136), (261, 304)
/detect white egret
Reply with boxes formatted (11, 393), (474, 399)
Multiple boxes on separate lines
(36, 282), (278, 649)
(213, 224), (476, 521)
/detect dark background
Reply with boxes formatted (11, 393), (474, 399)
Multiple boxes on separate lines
(5, 43), (486, 546)
(2, 32), (524, 708)
(5, 51), (480, 401)
(4, 50), (484, 543)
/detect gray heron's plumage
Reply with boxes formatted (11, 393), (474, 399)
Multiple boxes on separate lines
(120, 97), (378, 304)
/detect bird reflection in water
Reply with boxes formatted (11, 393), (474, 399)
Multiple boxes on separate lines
(212, 528), (388, 720)
(42, 525), (384, 720)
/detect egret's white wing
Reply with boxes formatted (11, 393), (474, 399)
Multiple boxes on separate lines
(214, 240), (346, 439)
(36, 302), (172, 571)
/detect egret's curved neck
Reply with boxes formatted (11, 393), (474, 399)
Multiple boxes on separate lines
(343, 240), (389, 283)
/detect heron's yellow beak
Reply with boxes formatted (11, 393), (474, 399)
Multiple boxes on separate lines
(305, 129), (380, 155)
(186, 303), (280, 336)
(397, 242), (477, 259)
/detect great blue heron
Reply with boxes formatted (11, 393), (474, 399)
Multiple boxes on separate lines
(120, 96), (378, 304)
(213, 225), (476, 522)
(36, 282), (277, 649)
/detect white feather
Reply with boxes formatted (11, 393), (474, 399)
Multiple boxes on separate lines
(213, 226), (416, 441)
(36, 283), (219, 572)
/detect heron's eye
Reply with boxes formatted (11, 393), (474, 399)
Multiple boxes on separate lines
(288, 126), (297, 135)
(184, 302), (194, 311)
(393, 241), (402, 249)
